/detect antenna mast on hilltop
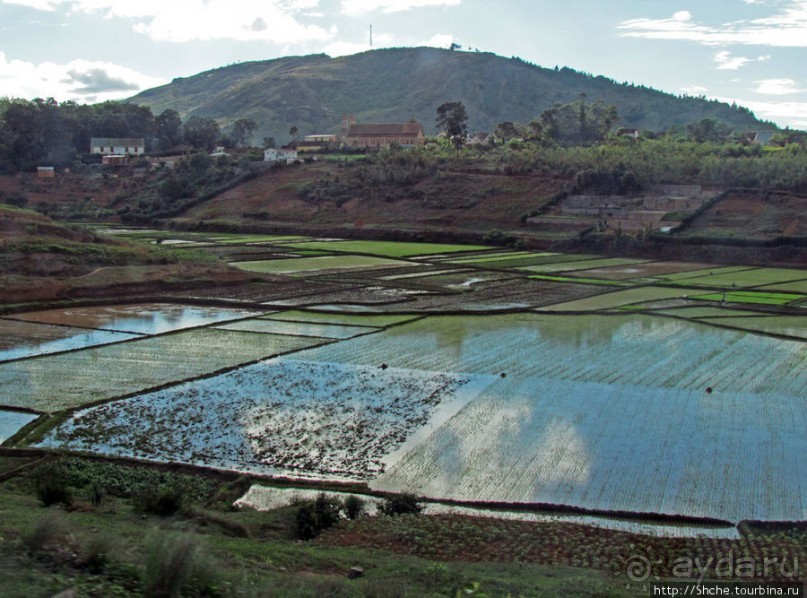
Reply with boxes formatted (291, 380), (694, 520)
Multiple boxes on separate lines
(370, 24), (373, 47)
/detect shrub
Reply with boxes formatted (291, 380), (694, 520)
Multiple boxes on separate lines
(135, 483), (185, 516)
(78, 534), (114, 574)
(295, 493), (343, 540)
(143, 533), (199, 598)
(482, 228), (521, 248)
(343, 495), (366, 520)
(23, 511), (73, 555)
(33, 460), (73, 507)
(379, 493), (423, 516)
(3, 191), (28, 208)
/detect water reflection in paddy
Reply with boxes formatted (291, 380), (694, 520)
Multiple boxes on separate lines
(0, 304), (260, 361)
(9, 303), (259, 335)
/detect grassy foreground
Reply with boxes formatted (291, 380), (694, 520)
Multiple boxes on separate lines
(0, 455), (626, 597)
(1, 455), (804, 597)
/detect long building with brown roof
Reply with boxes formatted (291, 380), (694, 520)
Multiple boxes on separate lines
(343, 121), (425, 149)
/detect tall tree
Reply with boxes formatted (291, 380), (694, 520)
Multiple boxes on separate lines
(539, 99), (617, 146)
(686, 118), (731, 143)
(1, 99), (46, 171)
(231, 118), (258, 147)
(155, 109), (183, 150)
(183, 116), (220, 151)
(436, 101), (468, 153)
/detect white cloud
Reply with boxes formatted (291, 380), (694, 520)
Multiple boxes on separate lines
(421, 33), (454, 49)
(714, 50), (752, 70)
(0, 51), (164, 102)
(2, 0), (336, 44)
(713, 50), (769, 70)
(324, 31), (393, 56)
(753, 78), (805, 95)
(618, 1), (807, 47)
(324, 40), (372, 57)
(2, 0), (62, 10)
(719, 96), (807, 128)
(341, 0), (460, 16)
(681, 85), (709, 97)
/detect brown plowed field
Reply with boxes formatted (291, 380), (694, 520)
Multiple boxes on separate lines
(684, 190), (807, 239)
(184, 163), (566, 234)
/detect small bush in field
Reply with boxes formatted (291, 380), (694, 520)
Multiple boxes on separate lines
(33, 461), (73, 507)
(136, 483), (185, 516)
(344, 495), (366, 520)
(379, 493), (423, 516)
(295, 493), (343, 539)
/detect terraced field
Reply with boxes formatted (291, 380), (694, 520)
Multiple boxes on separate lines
(1, 229), (804, 531)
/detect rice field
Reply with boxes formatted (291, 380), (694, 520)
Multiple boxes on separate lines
(691, 290), (804, 306)
(5, 232), (806, 529)
(563, 261), (714, 281)
(0, 319), (138, 362)
(0, 328), (327, 412)
(285, 239), (490, 258)
(35, 311), (807, 522)
(259, 311), (419, 327)
(39, 358), (495, 480)
(659, 267), (807, 288)
(372, 375), (807, 523)
(518, 257), (650, 274)
(698, 315), (807, 339)
(754, 279), (807, 294)
(8, 304), (258, 335)
(214, 318), (378, 339)
(233, 255), (412, 275)
(0, 410), (38, 443)
(528, 275), (626, 286)
(287, 314), (807, 396)
(535, 286), (703, 312)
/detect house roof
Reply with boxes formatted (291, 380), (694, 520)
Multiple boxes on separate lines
(346, 123), (424, 138)
(90, 137), (145, 146)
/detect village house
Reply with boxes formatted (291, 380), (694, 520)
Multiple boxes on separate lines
(295, 134), (338, 152)
(340, 114), (425, 149)
(90, 137), (145, 156)
(616, 128), (640, 140)
(264, 147), (298, 164)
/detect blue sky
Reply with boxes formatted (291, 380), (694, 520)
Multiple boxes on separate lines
(1, 0), (806, 129)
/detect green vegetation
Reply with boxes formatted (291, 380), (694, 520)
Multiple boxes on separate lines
(0, 457), (637, 597)
(286, 239), (490, 258)
(126, 47), (774, 140)
(378, 493), (424, 517)
(0, 328), (324, 412)
(660, 267), (807, 288)
(528, 274), (625, 286)
(7, 456), (803, 597)
(692, 290), (803, 306)
(260, 311), (419, 328)
(232, 255), (411, 275)
(294, 493), (346, 540)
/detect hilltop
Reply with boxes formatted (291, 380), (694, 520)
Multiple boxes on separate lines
(129, 47), (773, 141)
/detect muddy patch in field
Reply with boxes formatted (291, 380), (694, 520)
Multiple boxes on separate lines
(39, 359), (494, 481)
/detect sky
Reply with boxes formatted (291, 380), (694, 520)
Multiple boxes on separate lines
(1, 0), (806, 129)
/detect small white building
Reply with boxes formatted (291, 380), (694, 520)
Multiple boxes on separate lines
(90, 137), (145, 156)
(264, 147), (298, 164)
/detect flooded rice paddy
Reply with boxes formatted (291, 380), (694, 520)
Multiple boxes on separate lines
(3, 231), (806, 531)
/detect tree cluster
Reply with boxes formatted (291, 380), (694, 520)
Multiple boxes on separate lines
(0, 97), (259, 174)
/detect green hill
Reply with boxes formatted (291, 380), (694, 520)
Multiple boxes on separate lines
(128, 47), (773, 142)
